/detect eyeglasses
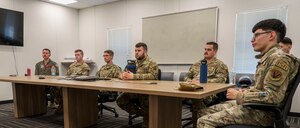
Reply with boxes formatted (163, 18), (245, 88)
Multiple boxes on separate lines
(252, 31), (272, 39)
(103, 55), (110, 57)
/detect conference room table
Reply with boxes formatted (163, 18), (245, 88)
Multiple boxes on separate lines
(0, 76), (233, 128)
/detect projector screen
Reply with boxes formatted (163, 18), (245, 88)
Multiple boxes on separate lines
(142, 7), (218, 64)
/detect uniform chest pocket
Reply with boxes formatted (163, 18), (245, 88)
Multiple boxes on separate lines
(137, 67), (149, 73)
(208, 67), (215, 76)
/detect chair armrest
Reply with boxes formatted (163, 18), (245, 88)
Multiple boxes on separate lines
(243, 103), (282, 119)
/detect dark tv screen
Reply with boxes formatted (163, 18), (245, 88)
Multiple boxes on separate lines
(0, 8), (23, 47)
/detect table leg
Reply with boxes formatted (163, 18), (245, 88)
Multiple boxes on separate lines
(12, 83), (47, 118)
(149, 95), (182, 128)
(63, 87), (98, 128)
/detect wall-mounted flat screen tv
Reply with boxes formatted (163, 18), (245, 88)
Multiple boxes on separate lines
(0, 8), (23, 47)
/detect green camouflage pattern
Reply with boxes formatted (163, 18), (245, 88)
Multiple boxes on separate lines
(184, 57), (228, 127)
(235, 46), (299, 105)
(197, 46), (299, 128)
(197, 100), (275, 128)
(132, 56), (159, 80)
(117, 56), (158, 126)
(184, 57), (228, 83)
(49, 86), (63, 114)
(66, 61), (90, 76)
(96, 64), (121, 78)
(35, 59), (59, 75)
(116, 93), (148, 118)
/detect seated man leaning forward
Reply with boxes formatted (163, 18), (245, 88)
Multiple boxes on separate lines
(197, 19), (299, 128)
(117, 42), (159, 127)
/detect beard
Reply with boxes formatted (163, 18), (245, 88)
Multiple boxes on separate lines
(136, 53), (145, 60)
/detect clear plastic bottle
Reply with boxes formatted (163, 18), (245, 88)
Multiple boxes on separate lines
(51, 66), (56, 76)
(229, 69), (236, 85)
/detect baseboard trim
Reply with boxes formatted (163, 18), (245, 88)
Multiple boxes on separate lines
(289, 112), (300, 117)
(0, 100), (13, 104)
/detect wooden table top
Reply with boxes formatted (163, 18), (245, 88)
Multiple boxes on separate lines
(0, 76), (233, 99)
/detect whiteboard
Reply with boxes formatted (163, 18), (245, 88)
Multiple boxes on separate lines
(142, 7), (218, 64)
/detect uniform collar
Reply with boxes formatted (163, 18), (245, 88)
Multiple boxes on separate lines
(199, 57), (217, 64)
(207, 57), (217, 64)
(136, 56), (149, 66)
(43, 59), (52, 65)
(256, 45), (279, 63)
(75, 61), (84, 66)
(105, 63), (114, 67)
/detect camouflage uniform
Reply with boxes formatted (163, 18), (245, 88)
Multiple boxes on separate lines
(185, 57), (228, 127)
(67, 61), (90, 76)
(96, 64), (121, 78)
(291, 54), (300, 63)
(129, 57), (159, 80)
(197, 46), (299, 128)
(117, 56), (158, 125)
(96, 63), (121, 103)
(35, 59), (61, 112)
(185, 57), (228, 83)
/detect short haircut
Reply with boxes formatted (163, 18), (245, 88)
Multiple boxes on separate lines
(43, 48), (51, 54)
(75, 49), (84, 55)
(252, 19), (286, 43)
(280, 37), (292, 45)
(104, 50), (114, 57)
(206, 41), (218, 51)
(135, 42), (148, 51)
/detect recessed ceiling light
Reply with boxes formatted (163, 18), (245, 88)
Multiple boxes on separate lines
(49, 0), (78, 5)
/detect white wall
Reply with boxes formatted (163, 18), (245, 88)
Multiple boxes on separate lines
(0, 0), (79, 101)
(79, 0), (300, 112)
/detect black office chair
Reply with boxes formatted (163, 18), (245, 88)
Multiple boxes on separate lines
(98, 91), (119, 117)
(97, 67), (122, 118)
(160, 72), (175, 81)
(223, 65), (300, 128)
(158, 68), (161, 80)
(179, 72), (188, 81)
(128, 112), (140, 125)
(180, 71), (194, 127)
(237, 75), (253, 88)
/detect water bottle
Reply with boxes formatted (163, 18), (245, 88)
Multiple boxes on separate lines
(27, 68), (31, 76)
(127, 65), (136, 74)
(199, 59), (208, 83)
(127, 60), (136, 74)
(229, 69), (236, 85)
(51, 66), (56, 76)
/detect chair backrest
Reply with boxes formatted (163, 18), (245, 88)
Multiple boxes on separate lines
(160, 72), (175, 81)
(236, 73), (255, 85)
(281, 65), (300, 120)
(158, 68), (162, 80)
(179, 72), (188, 81)
(225, 73), (229, 84)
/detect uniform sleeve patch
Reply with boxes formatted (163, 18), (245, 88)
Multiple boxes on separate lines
(270, 69), (282, 80)
(274, 60), (288, 71)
